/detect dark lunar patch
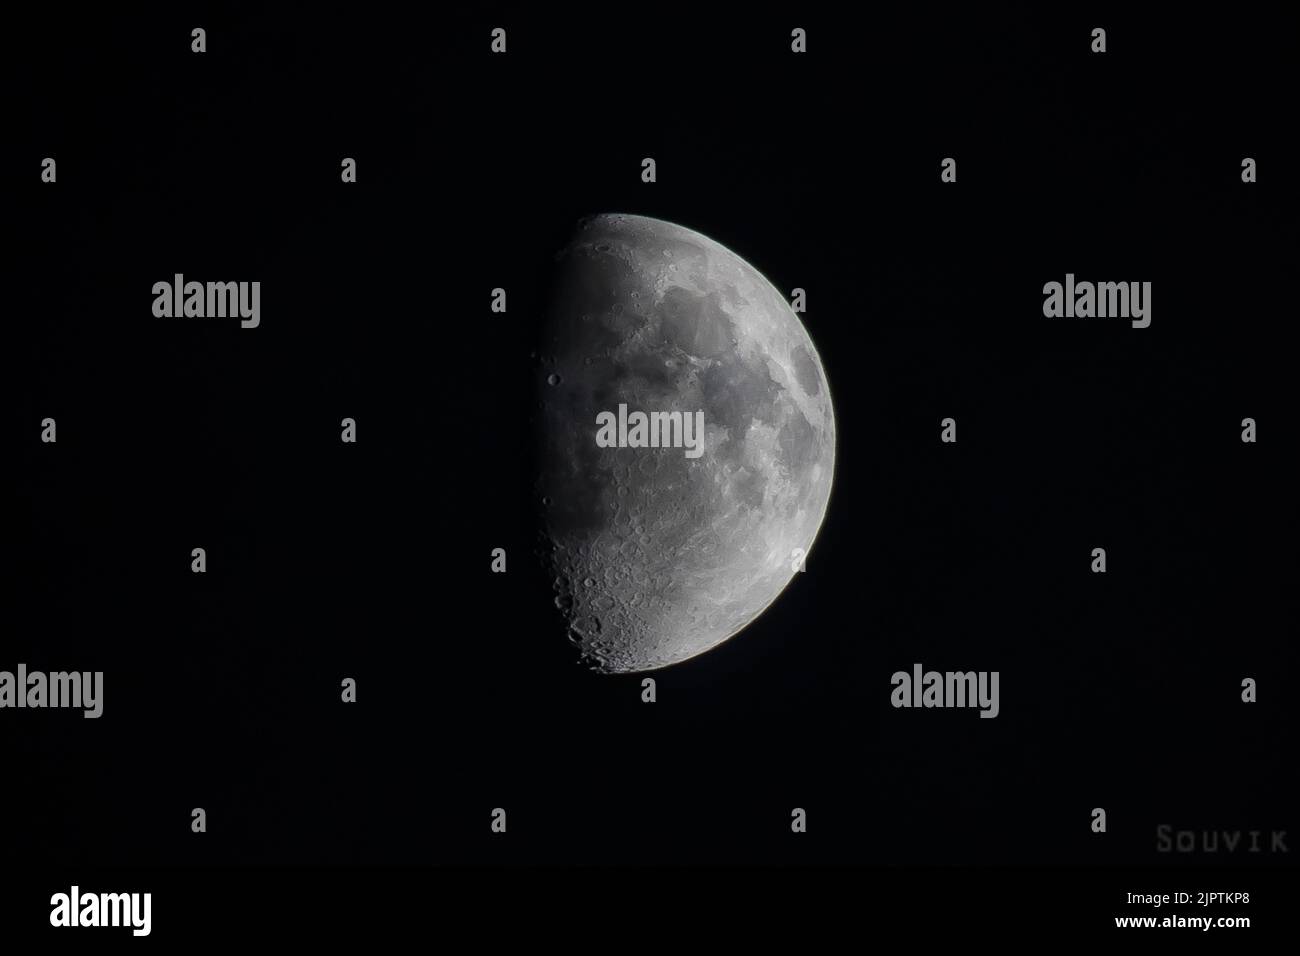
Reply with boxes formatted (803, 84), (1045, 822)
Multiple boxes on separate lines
(790, 344), (821, 396)
(615, 352), (680, 392)
(776, 405), (817, 476)
(659, 288), (735, 358)
(700, 356), (780, 435)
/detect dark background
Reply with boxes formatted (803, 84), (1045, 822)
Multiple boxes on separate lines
(6, 5), (1296, 869)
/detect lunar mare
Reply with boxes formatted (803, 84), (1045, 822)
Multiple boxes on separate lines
(537, 214), (835, 673)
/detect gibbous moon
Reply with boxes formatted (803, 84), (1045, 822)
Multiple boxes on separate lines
(537, 214), (835, 673)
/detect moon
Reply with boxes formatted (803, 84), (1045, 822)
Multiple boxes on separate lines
(536, 214), (835, 673)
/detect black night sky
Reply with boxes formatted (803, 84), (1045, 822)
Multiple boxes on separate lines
(7, 4), (1296, 899)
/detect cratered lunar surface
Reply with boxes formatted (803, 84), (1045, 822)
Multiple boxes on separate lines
(537, 214), (835, 673)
